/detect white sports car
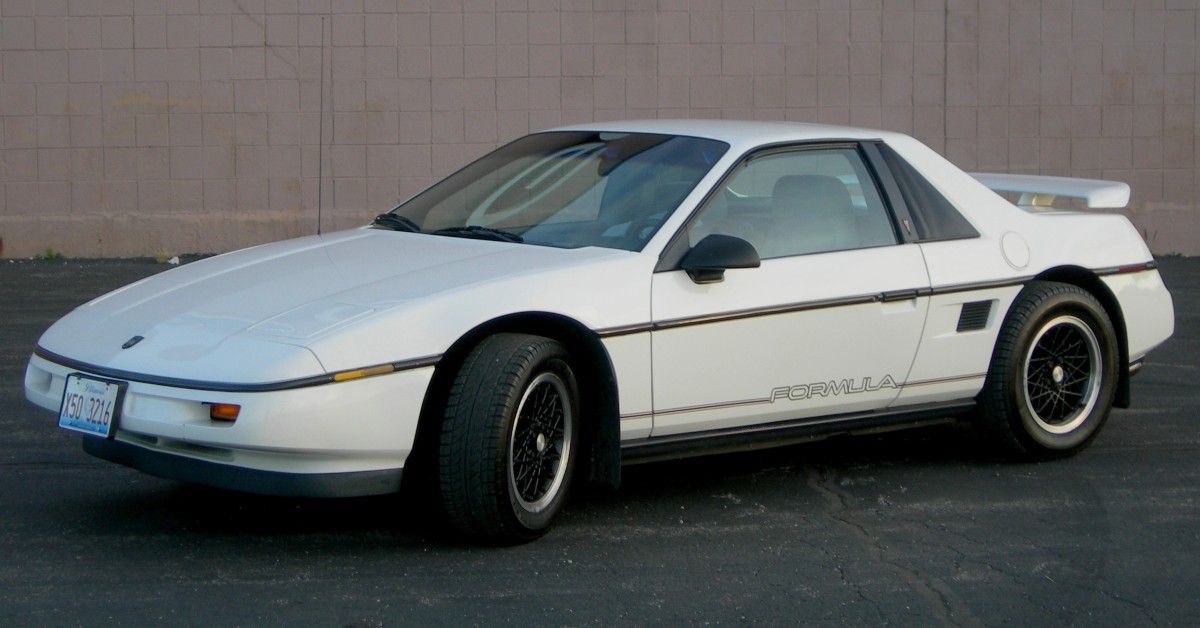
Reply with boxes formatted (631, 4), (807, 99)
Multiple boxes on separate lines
(25, 120), (1174, 542)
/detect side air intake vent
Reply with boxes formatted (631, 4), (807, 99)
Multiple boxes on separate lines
(957, 300), (993, 332)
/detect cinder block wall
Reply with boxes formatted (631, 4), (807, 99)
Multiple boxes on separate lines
(1, 0), (1196, 257)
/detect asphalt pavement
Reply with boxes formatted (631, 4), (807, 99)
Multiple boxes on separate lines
(1, 256), (1197, 625)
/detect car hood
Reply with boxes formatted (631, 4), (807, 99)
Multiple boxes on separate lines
(37, 229), (643, 383)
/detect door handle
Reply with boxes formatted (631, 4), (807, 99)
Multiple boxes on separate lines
(880, 289), (920, 302)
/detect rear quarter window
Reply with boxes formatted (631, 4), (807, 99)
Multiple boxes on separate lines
(877, 143), (979, 242)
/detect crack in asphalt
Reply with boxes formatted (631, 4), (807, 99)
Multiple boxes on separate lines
(918, 494), (1161, 625)
(1091, 585), (1161, 627)
(805, 465), (982, 628)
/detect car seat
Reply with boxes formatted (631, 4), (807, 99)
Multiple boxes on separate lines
(762, 174), (859, 257)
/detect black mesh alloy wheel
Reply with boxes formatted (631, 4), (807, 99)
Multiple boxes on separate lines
(977, 281), (1119, 459)
(437, 333), (580, 543)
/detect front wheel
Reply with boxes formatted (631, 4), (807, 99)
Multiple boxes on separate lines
(437, 333), (580, 543)
(977, 281), (1119, 459)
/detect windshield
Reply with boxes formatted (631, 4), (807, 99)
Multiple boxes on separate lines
(385, 131), (729, 251)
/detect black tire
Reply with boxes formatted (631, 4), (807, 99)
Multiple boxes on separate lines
(977, 281), (1119, 459)
(437, 333), (580, 543)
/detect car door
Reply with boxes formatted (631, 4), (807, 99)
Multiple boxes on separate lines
(649, 143), (931, 437)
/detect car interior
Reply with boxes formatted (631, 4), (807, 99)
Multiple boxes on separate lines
(689, 149), (898, 260)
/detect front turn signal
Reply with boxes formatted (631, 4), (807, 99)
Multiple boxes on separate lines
(208, 403), (241, 422)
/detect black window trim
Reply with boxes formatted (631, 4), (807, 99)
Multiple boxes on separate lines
(654, 139), (914, 272)
(859, 141), (919, 244)
(863, 140), (981, 244)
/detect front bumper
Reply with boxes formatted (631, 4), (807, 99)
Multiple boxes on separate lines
(83, 437), (402, 497)
(25, 353), (434, 497)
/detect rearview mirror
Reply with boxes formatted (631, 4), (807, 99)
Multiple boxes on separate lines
(679, 234), (761, 284)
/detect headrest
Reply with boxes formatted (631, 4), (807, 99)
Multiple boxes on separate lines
(771, 175), (852, 213)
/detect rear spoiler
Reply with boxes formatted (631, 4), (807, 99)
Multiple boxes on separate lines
(969, 172), (1130, 209)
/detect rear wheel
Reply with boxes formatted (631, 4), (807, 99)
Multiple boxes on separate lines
(977, 281), (1119, 459)
(437, 333), (579, 543)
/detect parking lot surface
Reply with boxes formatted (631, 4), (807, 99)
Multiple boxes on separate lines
(1, 256), (1197, 625)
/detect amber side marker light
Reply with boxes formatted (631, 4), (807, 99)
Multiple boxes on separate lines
(331, 364), (396, 382)
(208, 403), (241, 422)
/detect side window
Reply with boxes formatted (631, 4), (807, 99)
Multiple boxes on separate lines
(687, 147), (898, 260)
(876, 143), (979, 241)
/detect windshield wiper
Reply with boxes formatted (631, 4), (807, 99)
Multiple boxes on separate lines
(431, 225), (524, 243)
(371, 213), (422, 233)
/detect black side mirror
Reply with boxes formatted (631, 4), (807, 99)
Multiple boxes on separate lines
(679, 234), (761, 284)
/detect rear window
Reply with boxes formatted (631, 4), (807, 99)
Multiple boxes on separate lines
(877, 143), (978, 242)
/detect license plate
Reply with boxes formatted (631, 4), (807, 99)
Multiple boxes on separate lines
(58, 374), (125, 438)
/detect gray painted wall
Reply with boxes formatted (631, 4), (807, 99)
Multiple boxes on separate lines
(1, 0), (1197, 257)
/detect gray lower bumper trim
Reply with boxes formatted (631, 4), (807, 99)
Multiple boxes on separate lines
(82, 438), (402, 498)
